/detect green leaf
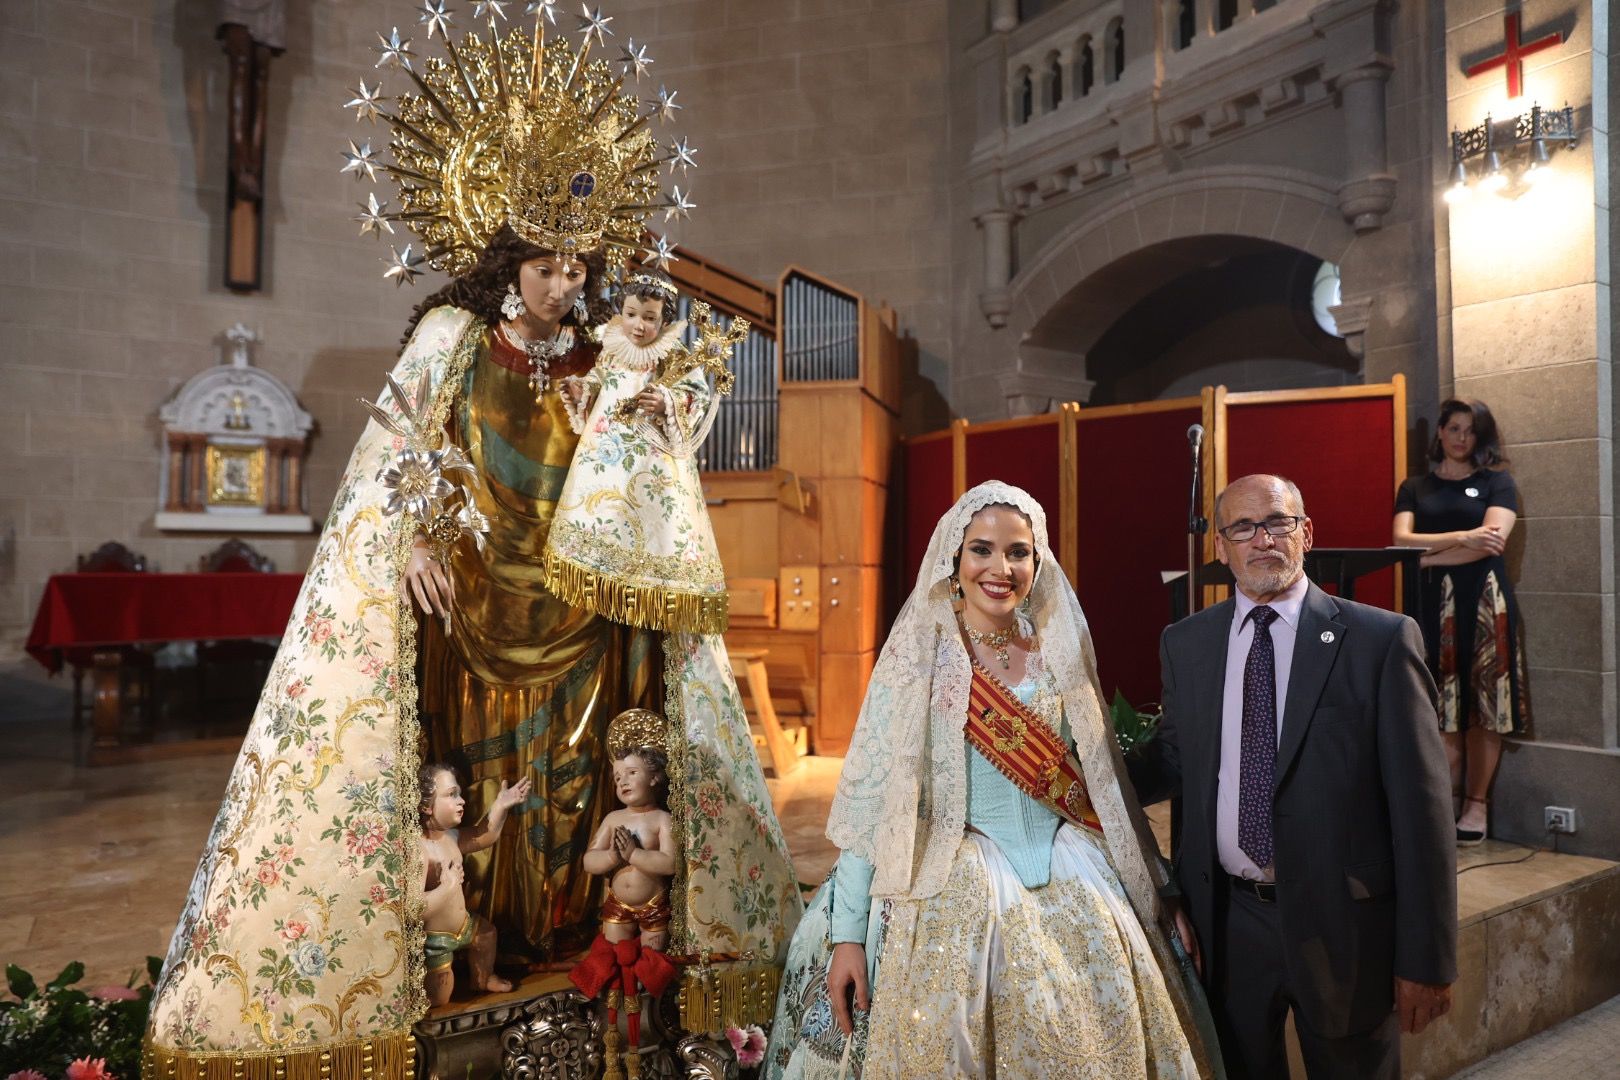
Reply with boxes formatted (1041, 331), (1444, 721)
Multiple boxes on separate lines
(5, 964), (37, 1000)
(47, 961), (85, 990)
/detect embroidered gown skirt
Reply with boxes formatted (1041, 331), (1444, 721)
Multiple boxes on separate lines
(767, 824), (1197, 1079)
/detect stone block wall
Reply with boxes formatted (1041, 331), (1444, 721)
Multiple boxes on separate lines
(0, 0), (423, 659)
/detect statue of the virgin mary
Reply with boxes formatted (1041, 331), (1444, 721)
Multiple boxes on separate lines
(141, 7), (800, 1077)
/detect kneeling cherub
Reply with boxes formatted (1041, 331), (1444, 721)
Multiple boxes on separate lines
(418, 762), (531, 1006)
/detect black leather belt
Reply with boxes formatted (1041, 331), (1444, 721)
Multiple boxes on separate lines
(1229, 875), (1277, 903)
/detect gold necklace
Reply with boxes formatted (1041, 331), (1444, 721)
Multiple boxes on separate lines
(964, 621), (1020, 669)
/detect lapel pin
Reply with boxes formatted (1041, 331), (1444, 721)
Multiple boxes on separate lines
(1320, 630), (1336, 644)
(1465, 486), (1481, 498)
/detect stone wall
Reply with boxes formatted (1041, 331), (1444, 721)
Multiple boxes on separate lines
(0, 0), (420, 659)
(1442, 0), (1620, 857)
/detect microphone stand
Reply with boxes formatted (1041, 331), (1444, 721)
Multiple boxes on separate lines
(1186, 431), (1207, 618)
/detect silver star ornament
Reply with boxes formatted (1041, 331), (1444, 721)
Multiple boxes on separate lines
(526, 0), (558, 22)
(340, 140), (380, 181)
(474, 0), (510, 20)
(620, 39), (652, 81)
(664, 186), (695, 222)
(578, 4), (614, 47)
(643, 236), (679, 269)
(356, 192), (395, 236)
(418, 0), (453, 40)
(654, 85), (681, 123)
(374, 28), (415, 70)
(668, 136), (697, 173)
(345, 81), (385, 123)
(385, 244), (429, 286)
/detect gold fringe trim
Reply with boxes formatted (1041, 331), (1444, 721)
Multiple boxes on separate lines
(675, 962), (782, 1033)
(541, 550), (728, 634)
(142, 1031), (416, 1080)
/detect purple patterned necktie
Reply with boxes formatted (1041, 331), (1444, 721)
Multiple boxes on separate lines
(1239, 605), (1279, 869)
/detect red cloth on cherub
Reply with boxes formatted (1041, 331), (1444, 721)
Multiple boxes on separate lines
(569, 932), (679, 1000)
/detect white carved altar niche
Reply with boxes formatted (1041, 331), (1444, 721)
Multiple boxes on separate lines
(156, 324), (314, 533)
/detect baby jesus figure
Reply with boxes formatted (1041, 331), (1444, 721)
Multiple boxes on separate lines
(582, 712), (677, 952)
(419, 763), (531, 1006)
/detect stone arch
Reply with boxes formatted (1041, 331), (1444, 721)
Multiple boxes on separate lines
(990, 167), (1366, 414)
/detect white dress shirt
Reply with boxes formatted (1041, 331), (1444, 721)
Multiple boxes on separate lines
(1217, 573), (1310, 882)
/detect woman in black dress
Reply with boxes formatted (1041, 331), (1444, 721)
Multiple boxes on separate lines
(1393, 399), (1529, 845)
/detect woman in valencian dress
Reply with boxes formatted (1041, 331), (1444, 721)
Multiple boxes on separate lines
(141, 9), (798, 1078)
(765, 482), (1219, 1079)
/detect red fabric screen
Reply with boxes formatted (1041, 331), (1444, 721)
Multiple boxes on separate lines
(27, 572), (303, 673)
(1075, 406), (1202, 709)
(963, 419), (1063, 528)
(903, 436), (956, 584)
(1224, 396), (1396, 610)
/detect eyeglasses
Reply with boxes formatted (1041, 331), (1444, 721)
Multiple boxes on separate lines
(1218, 516), (1304, 542)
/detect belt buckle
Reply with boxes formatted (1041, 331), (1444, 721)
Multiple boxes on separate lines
(1254, 880), (1277, 903)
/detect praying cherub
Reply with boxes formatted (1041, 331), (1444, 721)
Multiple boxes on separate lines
(419, 762), (531, 1006)
(581, 709), (677, 952)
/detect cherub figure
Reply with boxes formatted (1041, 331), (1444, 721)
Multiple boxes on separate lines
(419, 762), (532, 1006)
(582, 709), (677, 952)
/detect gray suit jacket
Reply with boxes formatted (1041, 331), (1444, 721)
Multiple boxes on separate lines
(1135, 581), (1457, 1037)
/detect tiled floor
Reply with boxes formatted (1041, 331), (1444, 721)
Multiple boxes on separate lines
(1454, 994), (1620, 1078)
(3, 658), (1616, 1076)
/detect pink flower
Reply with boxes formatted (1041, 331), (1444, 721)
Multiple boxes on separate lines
(724, 1026), (767, 1067)
(695, 784), (723, 819)
(346, 817), (386, 857)
(66, 1060), (114, 1080)
(369, 884), (389, 904)
(310, 619), (334, 645)
(256, 863), (281, 887)
(89, 984), (142, 1001)
(279, 920), (309, 942)
(361, 656), (384, 678)
(8, 1069), (51, 1080)
(747, 864), (762, 882)
(286, 679), (306, 699)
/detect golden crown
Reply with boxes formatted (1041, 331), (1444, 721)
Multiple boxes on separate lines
(626, 273), (679, 298)
(344, 2), (697, 284)
(606, 708), (669, 757)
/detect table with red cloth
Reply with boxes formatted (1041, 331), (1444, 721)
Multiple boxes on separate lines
(27, 572), (302, 760)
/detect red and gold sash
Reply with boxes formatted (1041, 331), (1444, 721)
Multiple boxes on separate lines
(965, 662), (1103, 834)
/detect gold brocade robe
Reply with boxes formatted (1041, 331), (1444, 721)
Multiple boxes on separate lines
(420, 329), (662, 959)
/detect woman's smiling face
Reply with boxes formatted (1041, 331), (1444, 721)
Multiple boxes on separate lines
(957, 504), (1036, 625)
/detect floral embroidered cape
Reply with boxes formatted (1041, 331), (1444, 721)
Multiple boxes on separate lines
(143, 307), (801, 1075)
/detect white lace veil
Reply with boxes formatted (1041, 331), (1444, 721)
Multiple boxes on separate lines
(825, 480), (1163, 917)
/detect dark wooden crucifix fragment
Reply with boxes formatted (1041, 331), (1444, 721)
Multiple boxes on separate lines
(217, 0), (285, 292)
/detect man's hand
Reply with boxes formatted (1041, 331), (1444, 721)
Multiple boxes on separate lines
(1395, 976), (1452, 1035)
(1171, 902), (1202, 978)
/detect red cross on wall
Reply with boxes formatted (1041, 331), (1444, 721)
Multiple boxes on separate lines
(1464, 12), (1563, 98)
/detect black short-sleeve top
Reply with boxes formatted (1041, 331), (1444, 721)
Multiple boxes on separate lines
(1394, 468), (1519, 533)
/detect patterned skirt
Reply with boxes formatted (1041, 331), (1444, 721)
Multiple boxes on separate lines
(1425, 562), (1530, 735)
(765, 826), (1197, 1079)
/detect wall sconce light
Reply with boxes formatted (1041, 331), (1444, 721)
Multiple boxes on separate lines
(1445, 103), (1577, 202)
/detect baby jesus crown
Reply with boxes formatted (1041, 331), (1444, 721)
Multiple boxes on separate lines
(607, 708), (670, 757)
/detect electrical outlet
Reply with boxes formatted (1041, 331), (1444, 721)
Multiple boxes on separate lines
(1545, 806), (1577, 834)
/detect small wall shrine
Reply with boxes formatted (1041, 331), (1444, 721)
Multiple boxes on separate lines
(156, 324), (314, 533)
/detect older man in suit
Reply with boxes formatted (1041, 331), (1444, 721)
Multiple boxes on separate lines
(1137, 473), (1457, 1079)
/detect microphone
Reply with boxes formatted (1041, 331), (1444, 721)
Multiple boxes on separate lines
(1187, 423), (1204, 454)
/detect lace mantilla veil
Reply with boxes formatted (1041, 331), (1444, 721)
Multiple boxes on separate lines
(825, 481), (1165, 914)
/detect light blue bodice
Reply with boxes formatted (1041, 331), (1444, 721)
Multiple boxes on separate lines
(828, 671), (1070, 944)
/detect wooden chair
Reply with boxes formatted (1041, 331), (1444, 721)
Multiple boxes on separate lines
(199, 538), (276, 574)
(70, 542), (154, 738)
(196, 540), (278, 733)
